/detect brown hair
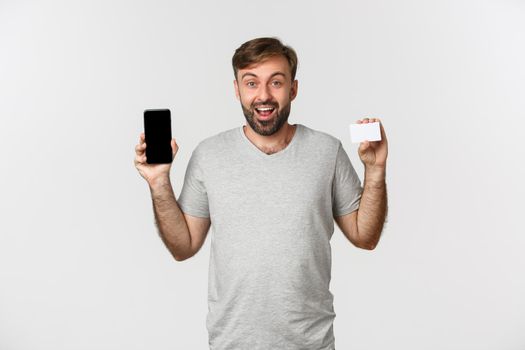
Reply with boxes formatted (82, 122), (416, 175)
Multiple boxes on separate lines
(232, 37), (298, 82)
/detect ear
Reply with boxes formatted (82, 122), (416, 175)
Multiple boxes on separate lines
(234, 79), (240, 100)
(290, 79), (298, 101)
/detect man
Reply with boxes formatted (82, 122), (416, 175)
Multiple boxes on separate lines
(134, 37), (388, 350)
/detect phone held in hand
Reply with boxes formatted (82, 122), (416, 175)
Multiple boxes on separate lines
(143, 109), (172, 164)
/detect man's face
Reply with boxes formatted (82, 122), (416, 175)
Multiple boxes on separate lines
(234, 55), (298, 136)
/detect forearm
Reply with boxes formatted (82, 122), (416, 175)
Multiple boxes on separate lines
(356, 167), (388, 249)
(149, 177), (192, 261)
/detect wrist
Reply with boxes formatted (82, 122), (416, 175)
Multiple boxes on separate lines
(148, 176), (171, 190)
(364, 165), (386, 183)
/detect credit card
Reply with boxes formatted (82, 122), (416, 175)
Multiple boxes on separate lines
(349, 121), (381, 143)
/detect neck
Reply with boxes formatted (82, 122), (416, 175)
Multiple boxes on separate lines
(243, 122), (297, 155)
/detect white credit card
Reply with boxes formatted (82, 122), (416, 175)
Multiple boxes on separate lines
(349, 122), (382, 143)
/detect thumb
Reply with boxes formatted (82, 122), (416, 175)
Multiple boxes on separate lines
(171, 139), (179, 157)
(359, 140), (370, 153)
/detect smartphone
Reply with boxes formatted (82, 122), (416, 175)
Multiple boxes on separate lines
(143, 109), (172, 164)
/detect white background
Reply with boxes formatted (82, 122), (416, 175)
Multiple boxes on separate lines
(1, 0), (524, 349)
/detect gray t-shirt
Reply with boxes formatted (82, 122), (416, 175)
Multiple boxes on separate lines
(177, 123), (363, 350)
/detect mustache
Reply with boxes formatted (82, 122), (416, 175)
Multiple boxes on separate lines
(252, 101), (279, 109)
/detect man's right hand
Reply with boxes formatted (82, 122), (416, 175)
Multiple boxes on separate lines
(134, 132), (179, 186)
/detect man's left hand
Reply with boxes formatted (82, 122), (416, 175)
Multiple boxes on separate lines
(357, 117), (388, 170)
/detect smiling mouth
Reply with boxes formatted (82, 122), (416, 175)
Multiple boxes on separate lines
(254, 106), (276, 119)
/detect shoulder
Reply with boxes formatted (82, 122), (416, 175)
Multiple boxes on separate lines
(200, 126), (238, 147)
(299, 123), (342, 152)
(191, 126), (240, 159)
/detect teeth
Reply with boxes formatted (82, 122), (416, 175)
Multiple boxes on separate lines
(256, 107), (274, 111)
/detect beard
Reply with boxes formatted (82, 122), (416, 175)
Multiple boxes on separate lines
(241, 99), (291, 136)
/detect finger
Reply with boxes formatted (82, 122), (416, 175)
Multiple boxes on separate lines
(135, 142), (146, 155)
(379, 121), (387, 142)
(140, 132), (145, 145)
(135, 154), (146, 165)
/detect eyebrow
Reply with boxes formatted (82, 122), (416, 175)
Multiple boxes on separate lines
(241, 72), (287, 80)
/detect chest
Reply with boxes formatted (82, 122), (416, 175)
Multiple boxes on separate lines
(205, 156), (334, 224)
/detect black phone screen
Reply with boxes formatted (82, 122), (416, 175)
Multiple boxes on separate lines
(144, 109), (172, 164)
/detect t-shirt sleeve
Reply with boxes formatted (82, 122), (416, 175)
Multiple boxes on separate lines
(332, 141), (363, 217)
(177, 146), (210, 218)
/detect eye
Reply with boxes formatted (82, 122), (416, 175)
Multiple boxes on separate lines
(246, 81), (256, 88)
(272, 81), (282, 87)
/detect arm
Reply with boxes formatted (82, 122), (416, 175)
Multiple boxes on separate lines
(149, 176), (211, 261)
(334, 117), (388, 250)
(134, 133), (210, 261)
(335, 168), (387, 250)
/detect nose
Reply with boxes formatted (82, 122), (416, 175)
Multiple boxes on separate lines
(257, 84), (271, 102)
